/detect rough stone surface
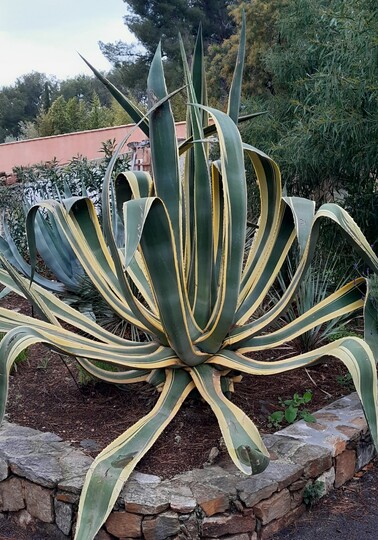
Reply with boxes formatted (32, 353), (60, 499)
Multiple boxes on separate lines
(0, 458), (8, 481)
(356, 434), (376, 470)
(260, 503), (306, 539)
(170, 493), (197, 513)
(22, 480), (53, 523)
(142, 511), (181, 540)
(178, 513), (199, 538)
(222, 535), (250, 540)
(202, 513), (255, 537)
(94, 531), (112, 540)
(236, 459), (302, 509)
(237, 475), (278, 508)
(335, 449), (356, 488)
(290, 486), (305, 509)
(105, 511), (142, 538)
(190, 483), (229, 516)
(317, 467), (335, 497)
(56, 490), (79, 504)
(263, 434), (306, 462)
(14, 508), (32, 527)
(289, 478), (307, 491)
(0, 422), (92, 493)
(57, 450), (94, 493)
(124, 484), (171, 515)
(0, 477), (24, 511)
(254, 488), (291, 525)
(54, 499), (73, 536)
(291, 444), (332, 478)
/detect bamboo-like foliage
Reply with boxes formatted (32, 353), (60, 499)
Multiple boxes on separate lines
(0, 21), (378, 540)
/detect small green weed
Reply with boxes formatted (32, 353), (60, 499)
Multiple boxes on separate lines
(267, 390), (316, 429)
(328, 328), (361, 341)
(303, 480), (324, 507)
(336, 372), (355, 392)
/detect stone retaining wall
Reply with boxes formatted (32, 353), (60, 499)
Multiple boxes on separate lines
(0, 391), (375, 539)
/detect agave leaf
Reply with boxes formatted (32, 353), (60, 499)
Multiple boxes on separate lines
(0, 286), (11, 299)
(192, 106), (246, 353)
(180, 36), (213, 326)
(133, 198), (209, 365)
(147, 44), (182, 250)
(364, 277), (378, 361)
(283, 196), (316, 255)
(227, 10), (246, 124)
(240, 144), (283, 295)
(74, 369), (194, 540)
(191, 364), (269, 475)
(231, 278), (366, 349)
(78, 54), (150, 137)
(191, 25), (208, 122)
(76, 358), (151, 384)
(235, 204), (296, 324)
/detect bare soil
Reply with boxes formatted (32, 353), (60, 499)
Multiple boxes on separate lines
(2, 292), (356, 478)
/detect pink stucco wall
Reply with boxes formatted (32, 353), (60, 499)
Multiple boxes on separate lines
(0, 122), (187, 176)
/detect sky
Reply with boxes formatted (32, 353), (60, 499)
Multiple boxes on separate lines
(0, 0), (135, 88)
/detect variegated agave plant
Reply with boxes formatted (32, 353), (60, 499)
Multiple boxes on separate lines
(0, 22), (378, 540)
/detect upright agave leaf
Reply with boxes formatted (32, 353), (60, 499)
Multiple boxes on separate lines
(0, 23), (377, 540)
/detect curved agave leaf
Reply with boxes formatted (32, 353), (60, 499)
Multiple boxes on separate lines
(191, 364), (269, 475)
(0, 223), (65, 293)
(180, 38), (213, 326)
(78, 54), (150, 137)
(148, 44), (182, 251)
(124, 197), (208, 365)
(229, 278), (366, 349)
(193, 106), (247, 353)
(75, 369), (194, 540)
(364, 277), (378, 360)
(227, 10), (246, 124)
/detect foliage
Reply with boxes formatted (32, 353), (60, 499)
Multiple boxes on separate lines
(100, 0), (236, 100)
(0, 22), (378, 540)
(0, 72), (132, 142)
(267, 391), (316, 428)
(0, 72), (58, 142)
(35, 92), (126, 138)
(207, 0), (285, 104)
(240, 0), (378, 247)
(303, 480), (324, 507)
